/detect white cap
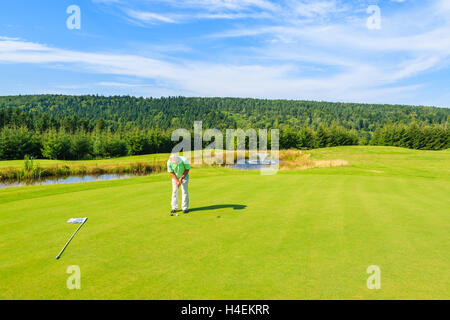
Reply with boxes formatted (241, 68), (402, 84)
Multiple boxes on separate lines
(169, 154), (180, 164)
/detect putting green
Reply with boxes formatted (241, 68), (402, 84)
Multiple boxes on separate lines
(0, 147), (449, 299)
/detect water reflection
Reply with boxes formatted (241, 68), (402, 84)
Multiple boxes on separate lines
(229, 159), (279, 170)
(0, 174), (134, 189)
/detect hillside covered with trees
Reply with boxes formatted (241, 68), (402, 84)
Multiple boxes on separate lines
(0, 95), (448, 160)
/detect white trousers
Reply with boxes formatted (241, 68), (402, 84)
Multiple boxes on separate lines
(171, 175), (189, 211)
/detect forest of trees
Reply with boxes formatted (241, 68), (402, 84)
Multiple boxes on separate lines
(0, 95), (448, 160)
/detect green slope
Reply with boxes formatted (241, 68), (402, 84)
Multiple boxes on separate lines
(0, 147), (449, 299)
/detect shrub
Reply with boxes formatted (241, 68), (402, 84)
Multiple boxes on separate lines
(41, 131), (72, 160)
(104, 137), (128, 157)
(0, 126), (41, 160)
(70, 132), (93, 160)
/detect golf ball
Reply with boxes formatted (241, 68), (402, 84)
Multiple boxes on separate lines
(176, 214), (179, 216)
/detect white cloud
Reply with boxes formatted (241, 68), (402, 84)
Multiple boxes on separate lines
(289, 0), (343, 18)
(165, 0), (279, 12)
(0, 39), (50, 52)
(92, 0), (121, 3)
(124, 9), (273, 24)
(0, 36), (438, 104)
(96, 81), (154, 87)
(0, 36), (21, 41)
(109, 0), (350, 25)
(435, 0), (450, 12)
(97, 0), (281, 25)
(206, 0), (450, 86)
(125, 9), (176, 23)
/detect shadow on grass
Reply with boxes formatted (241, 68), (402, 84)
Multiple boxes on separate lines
(189, 204), (247, 213)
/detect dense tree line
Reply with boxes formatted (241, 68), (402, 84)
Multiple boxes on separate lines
(1, 95), (448, 132)
(0, 124), (361, 160)
(0, 128), (175, 160)
(280, 124), (359, 149)
(0, 95), (448, 160)
(1, 123), (447, 161)
(371, 124), (449, 150)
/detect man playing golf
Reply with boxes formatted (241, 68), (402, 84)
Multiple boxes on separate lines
(167, 154), (190, 215)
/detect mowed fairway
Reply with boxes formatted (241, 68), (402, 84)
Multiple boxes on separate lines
(0, 147), (449, 299)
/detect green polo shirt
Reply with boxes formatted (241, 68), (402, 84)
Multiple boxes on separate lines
(167, 156), (191, 179)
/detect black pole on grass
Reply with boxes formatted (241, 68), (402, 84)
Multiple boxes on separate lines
(56, 218), (88, 260)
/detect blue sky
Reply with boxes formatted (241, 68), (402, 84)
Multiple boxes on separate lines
(0, 0), (449, 107)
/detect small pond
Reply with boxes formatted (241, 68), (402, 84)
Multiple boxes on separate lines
(0, 159), (281, 188)
(0, 174), (136, 189)
(229, 159), (279, 170)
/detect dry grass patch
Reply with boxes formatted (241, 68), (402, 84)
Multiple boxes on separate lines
(279, 150), (348, 170)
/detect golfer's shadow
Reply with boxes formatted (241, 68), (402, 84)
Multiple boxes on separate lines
(189, 204), (247, 213)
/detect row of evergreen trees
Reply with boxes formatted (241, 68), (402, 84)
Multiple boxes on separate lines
(280, 125), (359, 149)
(371, 124), (449, 150)
(0, 123), (447, 161)
(0, 127), (173, 160)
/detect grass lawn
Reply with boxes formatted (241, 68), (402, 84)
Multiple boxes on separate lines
(0, 146), (449, 299)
